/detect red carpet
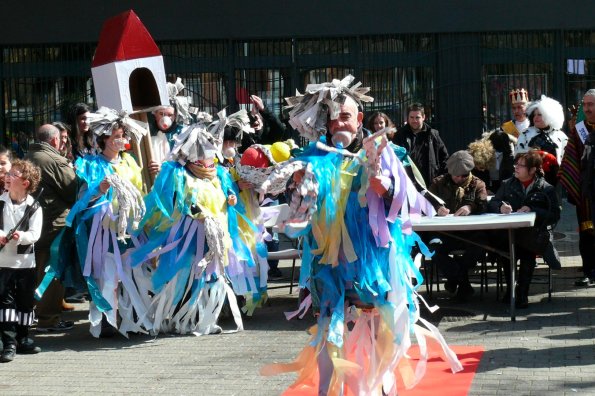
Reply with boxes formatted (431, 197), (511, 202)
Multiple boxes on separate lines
(279, 344), (484, 395)
(398, 345), (484, 396)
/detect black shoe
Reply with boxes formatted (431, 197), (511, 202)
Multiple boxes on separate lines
(99, 317), (117, 338)
(17, 340), (41, 355)
(444, 280), (458, 294)
(574, 277), (592, 287)
(36, 320), (74, 333)
(0, 345), (16, 363)
(268, 268), (284, 281)
(515, 296), (529, 309)
(64, 293), (86, 304)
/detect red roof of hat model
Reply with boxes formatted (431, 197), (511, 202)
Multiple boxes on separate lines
(92, 10), (161, 68)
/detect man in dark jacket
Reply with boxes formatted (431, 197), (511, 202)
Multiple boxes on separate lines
(427, 150), (488, 301)
(25, 124), (78, 331)
(393, 103), (449, 186)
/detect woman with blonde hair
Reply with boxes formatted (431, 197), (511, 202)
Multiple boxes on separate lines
(468, 138), (496, 189)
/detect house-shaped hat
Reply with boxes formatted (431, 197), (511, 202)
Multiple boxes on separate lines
(91, 10), (168, 112)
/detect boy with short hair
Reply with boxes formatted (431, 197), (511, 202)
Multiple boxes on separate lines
(0, 159), (42, 362)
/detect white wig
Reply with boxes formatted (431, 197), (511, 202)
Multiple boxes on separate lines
(525, 95), (564, 130)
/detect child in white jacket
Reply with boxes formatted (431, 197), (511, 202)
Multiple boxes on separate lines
(0, 159), (42, 363)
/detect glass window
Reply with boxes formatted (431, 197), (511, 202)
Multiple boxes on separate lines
(235, 69), (285, 115)
(298, 39), (349, 55)
(173, 73), (227, 116)
(565, 59), (595, 109)
(482, 63), (552, 131)
(361, 67), (435, 127)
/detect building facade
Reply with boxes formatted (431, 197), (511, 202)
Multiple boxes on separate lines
(2, 1), (595, 152)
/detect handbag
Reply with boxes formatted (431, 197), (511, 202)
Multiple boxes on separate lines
(516, 225), (551, 255)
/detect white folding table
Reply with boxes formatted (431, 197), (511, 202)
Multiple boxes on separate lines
(410, 212), (536, 321)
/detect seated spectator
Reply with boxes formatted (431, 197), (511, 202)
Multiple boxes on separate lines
(487, 150), (560, 308)
(427, 150), (488, 301)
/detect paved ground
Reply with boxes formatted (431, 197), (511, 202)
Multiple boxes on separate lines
(1, 199), (594, 395)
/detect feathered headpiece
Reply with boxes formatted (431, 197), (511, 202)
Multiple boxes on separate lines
(217, 109), (254, 143)
(87, 107), (148, 143)
(165, 77), (193, 125)
(169, 111), (218, 164)
(526, 95), (565, 130)
(284, 75), (374, 142)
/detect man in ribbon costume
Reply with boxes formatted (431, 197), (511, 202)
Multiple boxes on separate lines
(260, 75), (462, 395)
(130, 110), (264, 334)
(38, 108), (153, 337)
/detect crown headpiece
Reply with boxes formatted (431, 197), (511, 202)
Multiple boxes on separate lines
(509, 88), (529, 105)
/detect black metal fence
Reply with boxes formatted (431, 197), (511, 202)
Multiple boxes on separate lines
(2, 31), (595, 154)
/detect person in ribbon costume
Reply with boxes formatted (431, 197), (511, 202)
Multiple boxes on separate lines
(259, 75), (462, 395)
(131, 111), (256, 335)
(148, 77), (195, 175)
(37, 107), (152, 338)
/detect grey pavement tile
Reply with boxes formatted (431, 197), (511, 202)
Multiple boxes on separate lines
(3, 199), (594, 395)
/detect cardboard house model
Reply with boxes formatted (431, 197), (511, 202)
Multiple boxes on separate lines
(91, 10), (168, 112)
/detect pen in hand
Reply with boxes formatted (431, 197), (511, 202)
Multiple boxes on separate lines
(500, 201), (513, 214)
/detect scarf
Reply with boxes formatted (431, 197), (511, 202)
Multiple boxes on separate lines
(455, 174), (473, 203)
(186, 163), (217, 181)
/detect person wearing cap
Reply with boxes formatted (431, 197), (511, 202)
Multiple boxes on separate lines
(427, 150), (488, 301)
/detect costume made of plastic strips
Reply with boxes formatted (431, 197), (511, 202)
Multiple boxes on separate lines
(260, 76), (462, 395)
(37, 107), (152, 338)
(130, 112), (266, 335)
(218, 109), (270, 314)
(151, 78), (196, 163)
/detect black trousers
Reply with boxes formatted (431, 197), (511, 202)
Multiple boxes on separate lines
(0, 267), (36, 348)
(424, 231), (487, 284)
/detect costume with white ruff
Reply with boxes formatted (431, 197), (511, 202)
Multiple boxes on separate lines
(516, 95), (568, 164)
